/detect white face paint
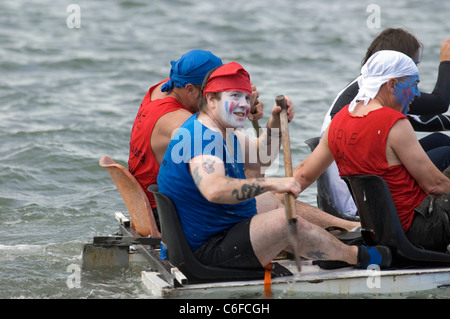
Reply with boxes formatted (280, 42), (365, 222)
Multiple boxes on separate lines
(217, 91), (251, 128)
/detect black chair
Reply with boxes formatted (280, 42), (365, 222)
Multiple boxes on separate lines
(151, 189), (292, 284)
(304, 137), (359, 222)
(343, 175), (450, 267)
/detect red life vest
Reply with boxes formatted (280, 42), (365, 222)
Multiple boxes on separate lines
(128, 79), (193, 208)
(328, 105), (427, 232)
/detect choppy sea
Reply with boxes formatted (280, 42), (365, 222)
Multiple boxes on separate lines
(1, 0), (449, 300)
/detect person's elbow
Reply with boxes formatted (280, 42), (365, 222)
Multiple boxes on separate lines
(200, 187), (223, 203)
(293, 164), (314, 191)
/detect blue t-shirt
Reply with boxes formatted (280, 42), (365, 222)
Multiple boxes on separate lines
(157, 114), (257, 251)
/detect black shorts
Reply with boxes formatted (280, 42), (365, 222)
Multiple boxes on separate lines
(193, 218), (263, 270)
(407, 193), (450, 252)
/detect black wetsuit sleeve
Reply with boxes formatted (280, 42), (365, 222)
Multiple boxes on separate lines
(329, 81), (359, 119)
(408, 61), (450, 115)
(409, 114), (450, 131)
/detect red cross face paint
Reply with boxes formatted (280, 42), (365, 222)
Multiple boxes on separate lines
(393, 74), (420, 115)
(219, 91), (251, 128)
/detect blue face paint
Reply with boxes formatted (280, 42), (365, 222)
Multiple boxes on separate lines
(393, 74), (420, 115)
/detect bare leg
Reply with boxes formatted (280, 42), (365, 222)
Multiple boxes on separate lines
(295, 200), (359, 231)
(265, 192), (360, 231)
(255, 192), (283, 213)
(249, 208), (358, 267)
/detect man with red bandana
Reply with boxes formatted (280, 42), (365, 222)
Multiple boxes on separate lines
(158, 62), (392, 270)
(129, 50), (359, 236)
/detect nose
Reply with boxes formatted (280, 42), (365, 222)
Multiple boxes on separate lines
(239, 96), (250, 108)
(415, 88), (421, 98)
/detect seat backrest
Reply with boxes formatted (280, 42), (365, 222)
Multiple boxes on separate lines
(151, 191), (197, 270)
(342, 175), (397, 246)
(99, 155), (160, 238)
(152, 191), (286, 283)
(343, 175), (450, 266)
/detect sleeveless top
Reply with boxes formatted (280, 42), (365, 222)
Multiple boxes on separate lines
(128, 79), (193, 209)
(328, 105), (427, 232)
(157, 114), (257, 251)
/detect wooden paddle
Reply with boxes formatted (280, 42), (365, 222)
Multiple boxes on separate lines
(276, 95), (302, 272)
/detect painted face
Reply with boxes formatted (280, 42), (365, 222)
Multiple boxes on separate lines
(218, 91), (251, 128)
(393, 74), (420, 115)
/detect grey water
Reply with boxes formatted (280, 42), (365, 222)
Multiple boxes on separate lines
(1, 0), (449, 299)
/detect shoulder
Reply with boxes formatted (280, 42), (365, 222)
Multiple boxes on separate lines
(149, 79), (170, 100)
(387, 117), (415, 147)
(154, 107), (193, 132)
(330, 79), (359, 118)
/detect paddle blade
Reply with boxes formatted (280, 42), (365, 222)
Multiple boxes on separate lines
(287, 219), (302, 272)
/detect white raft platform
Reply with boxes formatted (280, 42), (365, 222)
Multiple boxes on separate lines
(141, 259), (450, 298)
(83, 213), (450, 298)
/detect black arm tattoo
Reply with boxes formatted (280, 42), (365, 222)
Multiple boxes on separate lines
(201, 158), (215, 174)
(231, 182), (264, 201)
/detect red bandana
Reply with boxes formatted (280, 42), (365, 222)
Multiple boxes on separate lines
(202, 62), (252, 97)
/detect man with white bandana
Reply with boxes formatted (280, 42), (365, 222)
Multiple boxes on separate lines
(319, 30), (450, 218)
(295, 51), (450, 252)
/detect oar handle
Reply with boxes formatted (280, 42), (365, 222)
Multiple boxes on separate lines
(275, 95), (296, 220)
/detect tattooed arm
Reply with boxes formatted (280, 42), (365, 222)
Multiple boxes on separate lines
(189, 154), (301, 204)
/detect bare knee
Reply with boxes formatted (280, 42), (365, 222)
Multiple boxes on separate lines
(255, 192), (283, 213)
(295, 215), (314, 232)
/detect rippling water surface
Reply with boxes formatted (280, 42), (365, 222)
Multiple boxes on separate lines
(1, 0), (449, 299)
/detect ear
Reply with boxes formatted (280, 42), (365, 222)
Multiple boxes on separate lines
(185, 84), (198, 97)
(205, 92), (219, 110)
(205, 92), (214, 103)
(386, 78), (397, 93)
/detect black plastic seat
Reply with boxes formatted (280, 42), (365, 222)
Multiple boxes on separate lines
(342, 175), (450, 267)
(151, 189), (292, 284)
(305, 137), (359, 222)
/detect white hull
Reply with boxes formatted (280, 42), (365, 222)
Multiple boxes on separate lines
(83, 213), (450, 298)
(141, 259), (450, 298)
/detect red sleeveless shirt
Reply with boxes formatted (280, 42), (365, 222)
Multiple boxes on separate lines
(328, 105), (427, 232)
(128, 80), (193, 209)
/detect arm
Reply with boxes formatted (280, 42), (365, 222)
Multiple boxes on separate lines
(408, 39), (450, 116)
(409, 114), (450, 132)
(236, 96), (295, 171)
(387, 118), (450, 197)
(189, 154), (301, 204)
(293, 127), (335, 191)
(151, 109), (193, 165)
(408, 61), (450, 115)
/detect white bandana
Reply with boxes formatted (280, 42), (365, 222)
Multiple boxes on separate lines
(349, 50), (419, 111)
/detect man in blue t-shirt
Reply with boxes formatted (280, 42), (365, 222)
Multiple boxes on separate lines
(158, 62), (392, 269)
